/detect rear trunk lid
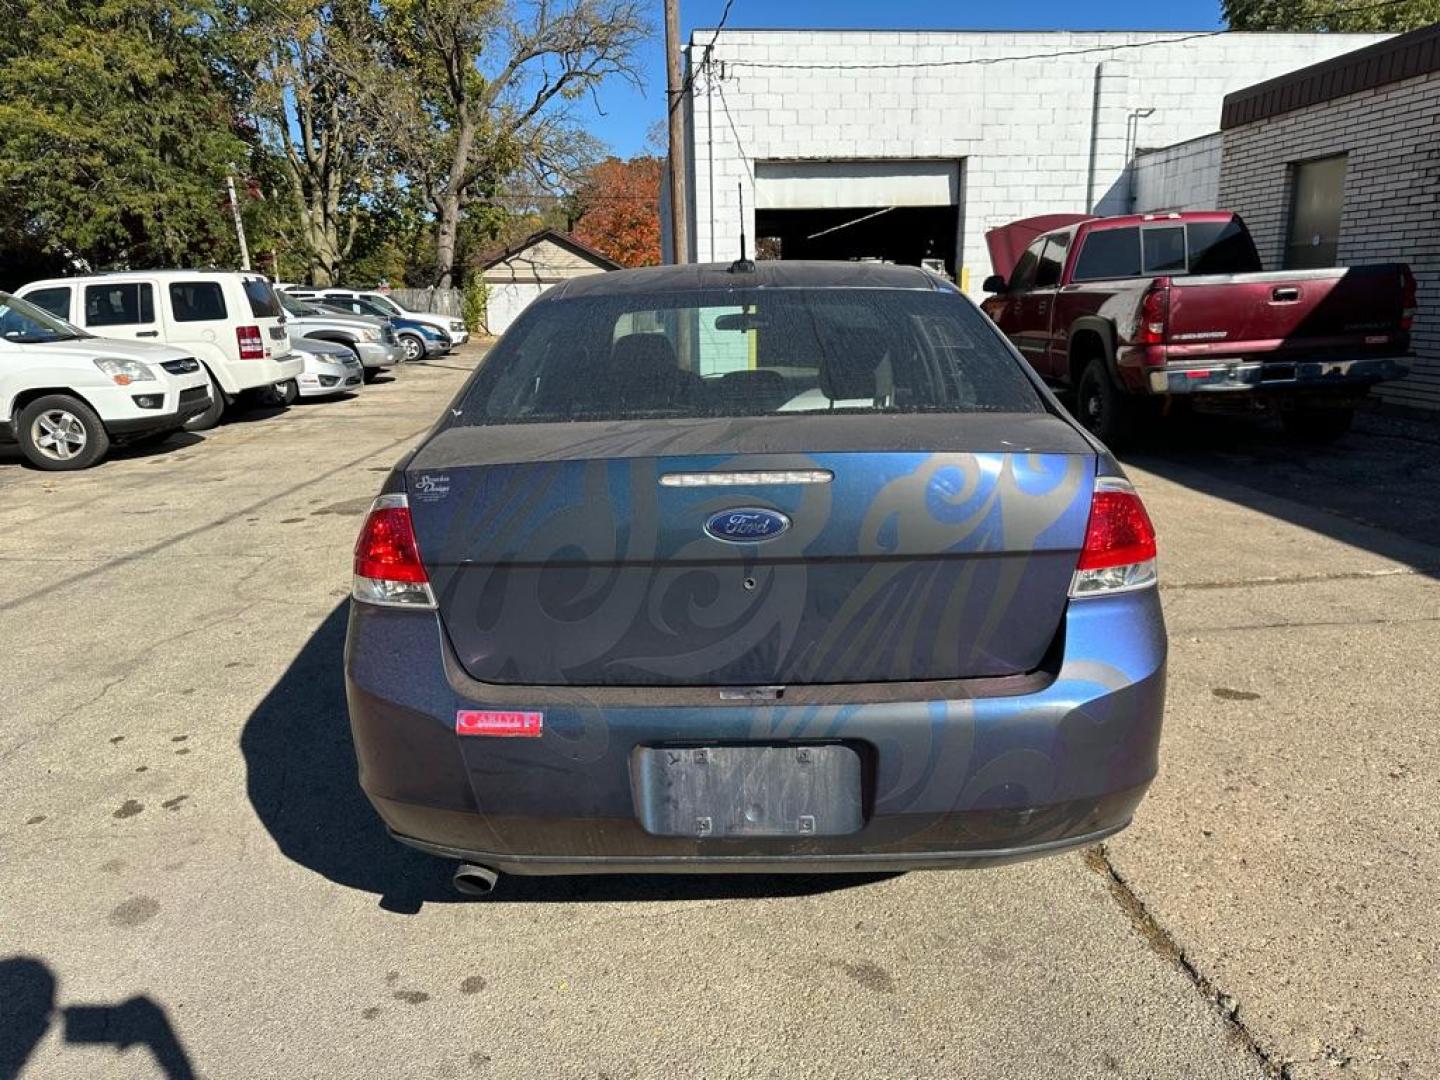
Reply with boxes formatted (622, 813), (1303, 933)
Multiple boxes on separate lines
(405, 414), (1096, 687)
(1167, 264), (1410, 360)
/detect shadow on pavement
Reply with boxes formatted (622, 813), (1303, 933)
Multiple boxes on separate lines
(0, 956), (195, 1080)
(242, 603), (892, 912)
(0, 431), (207, 471)
(1122, 410), (1440, 578)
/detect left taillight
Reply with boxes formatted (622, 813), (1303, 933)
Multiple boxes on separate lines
(1137, 279), (1170, 346)
(1070, 476), (1158, 598)
(237, 325), (265, 360)
(352, 493), (435, 608)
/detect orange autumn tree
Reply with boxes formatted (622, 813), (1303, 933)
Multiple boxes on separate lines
(571, 156), (662, 268)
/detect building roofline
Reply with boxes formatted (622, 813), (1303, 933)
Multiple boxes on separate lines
(475, 229), (625, 272)
(689, 27), (1382, 37)
(1221, 22), (1437, 129)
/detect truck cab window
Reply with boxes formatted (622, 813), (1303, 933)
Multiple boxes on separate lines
(1142, 227), (1187, 274)
(1072, 228), (1141, 281)
(1035, 234), (1068, 288)
(1009, 238), (1047, 291)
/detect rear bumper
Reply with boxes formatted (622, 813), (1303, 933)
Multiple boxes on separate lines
(345, 589), (1167, 873)
(386, 816), (1137, 875)
(1138, 355), (1410, 396)
(221, 354), (305, 394)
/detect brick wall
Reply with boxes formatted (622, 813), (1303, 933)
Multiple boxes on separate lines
(685, 30), (1384, 298)
(1133, 134), (1223, 212)
(1218, 72), (1440, 414)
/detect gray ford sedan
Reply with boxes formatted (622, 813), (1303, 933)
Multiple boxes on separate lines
(344, 261), (1166, 895)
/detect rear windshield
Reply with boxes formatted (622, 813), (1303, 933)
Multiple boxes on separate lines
(1072, 217), (1262, 281)
(243, 277), (282, 318)
(454, 288), (1044, 425)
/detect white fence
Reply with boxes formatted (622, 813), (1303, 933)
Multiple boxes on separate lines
(388, 287), (465, 318)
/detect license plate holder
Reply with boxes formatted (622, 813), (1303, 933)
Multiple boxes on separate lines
(634, 744), (863, 838)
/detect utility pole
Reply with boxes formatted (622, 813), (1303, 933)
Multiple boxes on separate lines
(664, 0), (690, 263)
(226, 174), (252, 271)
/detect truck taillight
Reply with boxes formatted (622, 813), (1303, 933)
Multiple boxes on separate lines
(352, 493), (435, 608)
(1070, 477), (1158, 597)
(1138, 281), (1169, 346)
(236, 325), (265, 360)
(1401, 267), (1417, 332)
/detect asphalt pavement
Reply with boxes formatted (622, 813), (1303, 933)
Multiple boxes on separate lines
(1, 353), (1435, 1080)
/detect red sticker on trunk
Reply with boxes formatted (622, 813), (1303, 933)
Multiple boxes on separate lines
(456, 710), (544, 738)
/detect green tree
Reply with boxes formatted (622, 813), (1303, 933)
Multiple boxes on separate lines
(361, 0), (648, 289)
(222, 0), (383, 284)
(0, 0), (249, 271)
(1224, 0), (1440, 31)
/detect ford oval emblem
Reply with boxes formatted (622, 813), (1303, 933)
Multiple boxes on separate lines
(704, 507), (791, 543)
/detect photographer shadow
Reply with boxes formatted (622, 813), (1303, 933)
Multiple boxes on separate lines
(0, 956), (195, 1080)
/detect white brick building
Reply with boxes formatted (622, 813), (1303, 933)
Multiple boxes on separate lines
(676, 29), (1384, 299)
(1132, 134), (1224, 212)
(1214, 25), (1440, 414)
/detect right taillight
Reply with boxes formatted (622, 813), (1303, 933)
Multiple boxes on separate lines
(352, 493), (435, 608)
(1137, 280), (1170, 346)
(236, 325), (265, 360)
(1070, 477), (1158, 597)
(1401, 267), (1417, 332)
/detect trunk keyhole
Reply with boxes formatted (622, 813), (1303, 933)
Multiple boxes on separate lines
(742, 577), (757, 591)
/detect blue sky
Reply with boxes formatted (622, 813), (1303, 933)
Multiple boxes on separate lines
(587, 0), (1229, 156)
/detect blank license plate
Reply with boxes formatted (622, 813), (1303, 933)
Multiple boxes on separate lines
(634, 745), (863, 838)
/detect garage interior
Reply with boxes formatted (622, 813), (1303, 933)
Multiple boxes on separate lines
(754, 205), (959, 274)
(750, 160), (963, 278)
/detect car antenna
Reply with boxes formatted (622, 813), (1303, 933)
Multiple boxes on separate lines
(729, 182), (756, 274)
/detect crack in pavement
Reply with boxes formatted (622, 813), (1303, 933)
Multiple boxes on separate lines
(1177, 613), (1440, 635)
(1083, 844), (1293, 1079)
(1162, 566), (1438, 592)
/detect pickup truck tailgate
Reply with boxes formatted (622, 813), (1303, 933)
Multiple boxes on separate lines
(1168, 264), (1410, 358)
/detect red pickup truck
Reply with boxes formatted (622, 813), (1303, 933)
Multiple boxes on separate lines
(979, 211), (1414, 445)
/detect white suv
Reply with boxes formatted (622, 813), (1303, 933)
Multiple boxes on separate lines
(319, 290), (469, 345)
(17, 271), (303, 430)
(1, 291), (213, 470)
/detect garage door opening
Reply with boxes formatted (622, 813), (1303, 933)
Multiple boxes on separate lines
(750, 160), (963, 278)
(755, 205), (959, 275)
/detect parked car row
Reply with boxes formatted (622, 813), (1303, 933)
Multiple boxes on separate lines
(1, 271), (467, 471)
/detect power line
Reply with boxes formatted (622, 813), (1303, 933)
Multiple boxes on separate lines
(673, 0), (737, 111)
(727, 30), (1225, 71)
(715, 0), (1423, 73)
(712, 74), (752, 178)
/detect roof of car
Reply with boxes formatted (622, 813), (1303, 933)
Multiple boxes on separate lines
(41, 269), (267, 282)
(1078, 211), (1237, 232)
(547, 260), (948, 300)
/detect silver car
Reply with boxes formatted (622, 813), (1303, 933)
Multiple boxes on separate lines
(294, 339), (364, 398)
(278, 293), (403, 380)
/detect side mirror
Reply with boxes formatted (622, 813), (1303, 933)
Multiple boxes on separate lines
(982, 275), (1008, 294)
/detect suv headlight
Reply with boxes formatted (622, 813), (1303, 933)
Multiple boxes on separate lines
(94, 358), (155, 385)
(360, 328), (380, 342)
(450, 320), (465, 331)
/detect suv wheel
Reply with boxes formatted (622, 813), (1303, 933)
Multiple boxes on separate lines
(1076, 357), (1137, 449)
(17, 394), (110, 471)
(184, 368), (227, 431)
(398, 332), (425, 362)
